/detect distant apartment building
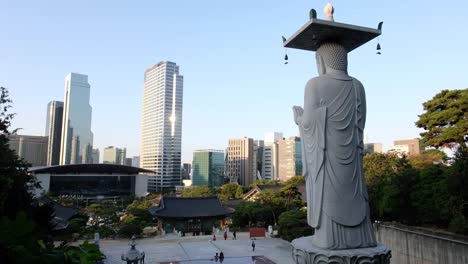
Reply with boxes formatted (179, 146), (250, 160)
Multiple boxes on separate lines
(392, 138), (424, 156)
(91, 148), (100, 163)
(103, 146), (126, 165)
(364, 143), (383, 154)
(278, 136), (302, 181)
(226, 138), (256, 186)
(140, 61), (184, 192)
(192, 150), (224, 187)
(60, 73), (94, 165)
(262, 132), (283, 181)
(45, 101), (63, 165)
(8, 135), (48, 166)
(131, 156), (140, 167)
(181, 163), (191, 179)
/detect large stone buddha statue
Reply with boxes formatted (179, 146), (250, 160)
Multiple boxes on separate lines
(293, 42), (376, 250)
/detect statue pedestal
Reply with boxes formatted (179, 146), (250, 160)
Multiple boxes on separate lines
(291, 236), (391, 264)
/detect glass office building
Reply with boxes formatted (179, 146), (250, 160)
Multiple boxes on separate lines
(192, 150), (225, 187)
(45, 101), (63, 165)
(60, 73), (94, 165)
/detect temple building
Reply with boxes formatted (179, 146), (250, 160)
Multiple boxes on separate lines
(149, 196), (233, 235)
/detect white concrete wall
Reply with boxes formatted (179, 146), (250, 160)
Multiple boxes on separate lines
(375, 223), (468, 264)
(135, 174), (149, 197)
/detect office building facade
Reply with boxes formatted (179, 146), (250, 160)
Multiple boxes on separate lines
(8, 134), (48, 166)
(91, 148), (100, 164)
(262, 132), (283, 181)
(140, 61), (184, 192)
(392, 138), (424, 156)
(226, 138), (256, 186)
(364, 143), (383, 154)
(192, 150), (224, 187)
(181, 163), (191, 179)
(60, 73), (94, 165)
(103, 146), (126, 165)
(45, 101), (63, 165)
(278, 136), (302, 181)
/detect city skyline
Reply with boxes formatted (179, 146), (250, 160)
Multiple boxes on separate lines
(2, 1), (467, 163)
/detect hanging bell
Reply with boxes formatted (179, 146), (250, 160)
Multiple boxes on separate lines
(284, 54), (289, 60)
(376, 43), (381, 50)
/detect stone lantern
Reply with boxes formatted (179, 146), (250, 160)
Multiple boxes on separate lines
(121, 235), (145, 264)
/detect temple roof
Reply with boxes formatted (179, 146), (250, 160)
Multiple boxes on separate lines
(29, 164), (154, 174)
(149, 196), (233, 218)
(36, 196), (79, 230)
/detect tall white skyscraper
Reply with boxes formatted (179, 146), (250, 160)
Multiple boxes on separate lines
(60, 73), (94, 165)
(141, 61), (184, 192)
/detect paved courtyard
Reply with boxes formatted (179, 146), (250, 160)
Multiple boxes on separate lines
(99, 232), (295, 264)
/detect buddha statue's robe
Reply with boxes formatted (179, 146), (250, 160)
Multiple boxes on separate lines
(297, 73), (377, 249)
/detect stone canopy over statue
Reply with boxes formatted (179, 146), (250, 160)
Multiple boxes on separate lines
(283, 3), (391, 264)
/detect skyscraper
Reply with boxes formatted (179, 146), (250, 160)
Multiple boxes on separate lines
(262, 132), (283, 181)
(91, 148), (100, 164)
(278, 136), (302, 181)
(60, 73), (94, 165)
(192, 150), (224, 187)
(45, 101), (63, 165)
(103, 146), (126, 165)
(141, 61), (184, 192)
(226, 138), (256, 186)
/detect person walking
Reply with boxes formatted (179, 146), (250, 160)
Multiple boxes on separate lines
(251, 239), (256, 251)
(223, 231), (227, 240)
(213, 234), (216, 241)
(233, 230), (236, 240)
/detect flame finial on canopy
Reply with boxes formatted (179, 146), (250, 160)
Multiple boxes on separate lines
(324, 3), (334, 21)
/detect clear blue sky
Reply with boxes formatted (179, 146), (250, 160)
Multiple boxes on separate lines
(1, 0), (467, 163)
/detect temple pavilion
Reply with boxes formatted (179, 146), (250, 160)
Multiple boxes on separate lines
(148, 196), (233, 235)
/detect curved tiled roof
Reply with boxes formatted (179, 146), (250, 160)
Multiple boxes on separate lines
(150, 196), (233, 218)
(29, 164), (155, 174)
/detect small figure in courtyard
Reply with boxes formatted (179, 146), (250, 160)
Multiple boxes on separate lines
(223, 231), (227, 240)
(251, 239), (256, 251)
(233, 230), (236, 240)
(219, 251), (225, 262)
(214, 252), (219, 262)
(212, 234), (216, 241)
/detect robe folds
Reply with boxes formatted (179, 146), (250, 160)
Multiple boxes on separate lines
(297, 74), (377, 250)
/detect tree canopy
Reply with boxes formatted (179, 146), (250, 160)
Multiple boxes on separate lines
(180, 186), (216, 197)
(416, 89), (468, 148)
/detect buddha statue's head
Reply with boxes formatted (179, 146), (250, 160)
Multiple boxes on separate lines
(316, 42), (348, 76)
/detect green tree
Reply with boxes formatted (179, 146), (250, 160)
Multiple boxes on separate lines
(410, 164), (450, 225)
(446, 145), (468, 234)
(416, 89), (468, 148)
(256, 189), (286, 225)
(408, 149), (448, 170)
(235, 185), (244, 198)
(181, 186), (216, 197)
(219, 183), (239, 201)
(363, 153), (416, 222)
(278, 210), (313, 241)
(282, 175), (305, 187)
(231, 201), (272, 227)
